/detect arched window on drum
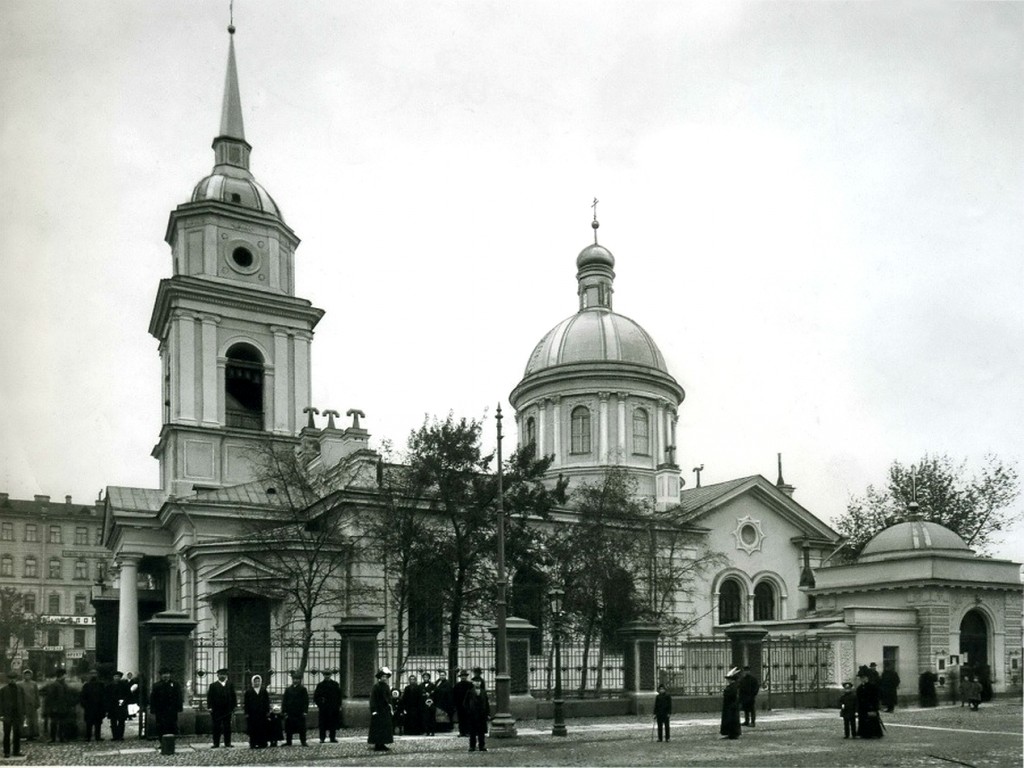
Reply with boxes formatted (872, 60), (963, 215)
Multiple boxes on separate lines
(570, 406), (591, 454)
(225, 343), (265, 430)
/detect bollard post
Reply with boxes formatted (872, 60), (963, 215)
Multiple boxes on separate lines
(160, 734), (175, 755)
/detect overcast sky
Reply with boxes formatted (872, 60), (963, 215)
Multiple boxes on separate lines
(1, 1), (1021, 562)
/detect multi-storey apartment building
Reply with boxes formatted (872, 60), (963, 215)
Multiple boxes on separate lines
(0, 492), (110, 676)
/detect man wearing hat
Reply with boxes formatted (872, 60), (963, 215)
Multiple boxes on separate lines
(719, 667), (742, 740)
(17, 670), (39, 742)
(838, 682), (857, 738)
(452, 669), (472, 736)
(206, 668), (237, 748)
(282, 672), (309, 746)
(42, 668), (71, 743)
(106, 671), (131, 742)
(149, 668), (183, 736)
(1, 671), (26, 758)
(81, 670), (107, 742)
(368, 667), (394, 752)
(433, 670), (455, 732)
(313, 670), (341, 743)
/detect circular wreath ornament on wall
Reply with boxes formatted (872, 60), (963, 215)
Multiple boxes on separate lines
(732, 515), (766, 555)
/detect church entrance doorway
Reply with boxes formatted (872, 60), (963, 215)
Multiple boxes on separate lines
(228, 597), (271, 690)
(959, 609), (989, 668)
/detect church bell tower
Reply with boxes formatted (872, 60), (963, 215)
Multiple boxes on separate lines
(149, 26), (324, 497)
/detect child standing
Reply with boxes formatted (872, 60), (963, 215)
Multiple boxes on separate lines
(653, 684), (672, 742)
(839, 682), (857, 738)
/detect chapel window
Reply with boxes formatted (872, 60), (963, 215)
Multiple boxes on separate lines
(570, 406), (591, 454)
(718, 579), (743, 624)
(225, 343), (265, 431)
(753, 581), (776, 621)
(632, 408), (650, 455)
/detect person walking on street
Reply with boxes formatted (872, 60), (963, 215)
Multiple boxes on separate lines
(463, 675), (490, 753)
(452, 669), (472, 737)
(243, 675), (270, 749)
(879, 666), (900, 713)
(739, 666), (760, 727)
(368, 667), (394, 752)
(838, 681), (857, 739)
(1, 672), (26, 758)
(81, 671), (107, 742)
(43, 668), (71, 743)
(856, 666), (883, 739)
(963, 675), (982, 710)
(106, 671), (131, 742)
(149, 668), (183, 737)
(313, 670), (341, 743)
(17, 670), (39, 742)
(206, 668), (237, 748)
(720, 667), (742, 740)
(653, 683), (672, 742)
(282, 672), (309, 746)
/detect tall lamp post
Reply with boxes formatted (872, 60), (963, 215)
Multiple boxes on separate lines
(549, 587), (567, 736)
(490, 404), (517, 737)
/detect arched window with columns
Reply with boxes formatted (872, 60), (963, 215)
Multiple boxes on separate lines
(753, 581), (776, 621)
(632, 408), (650, 455)
(718, 578), (744, 624)
(570, 406), (591, 454)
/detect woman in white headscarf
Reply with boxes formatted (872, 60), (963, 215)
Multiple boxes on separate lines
(243, 674), (271, 748)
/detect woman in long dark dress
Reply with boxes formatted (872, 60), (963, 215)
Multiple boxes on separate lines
(720, 668), (742, 739)
(400, 674), (424, 736)
(856, 666), (884, 738)
(367, 667), (394, 752)
(243, 675), (271, 749)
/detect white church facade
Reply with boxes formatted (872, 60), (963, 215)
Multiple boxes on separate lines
(97, 25), (1021, 720)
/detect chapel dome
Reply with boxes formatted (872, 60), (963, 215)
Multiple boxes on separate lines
(858, 517), (973, 563)
(577, 243), (615, 269)
(523, 309), (669, 376)
(191, 172), (283, 220)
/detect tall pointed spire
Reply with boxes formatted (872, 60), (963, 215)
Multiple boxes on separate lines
(212, 24), (252, 174)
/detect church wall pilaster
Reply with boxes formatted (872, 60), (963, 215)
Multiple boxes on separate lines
(272, 328), (290, 433)
(200, 314), (220, 426)
(616, 393), (627, 459)
(292, 332), (312, 435)
(538, 401), (547, 457)
(598, 392), (609, 464)
(177, 312), (197, 423)
(551, 397), (562, 467)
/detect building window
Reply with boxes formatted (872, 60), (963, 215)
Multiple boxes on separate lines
(526, 417), (537, 457)
(225, 342), (265, 431)
(570, 406), (591, 454)
(883, 645), (899, 673)
(24, 593), (36, 614)
(25, 524), (37, 542)
(95, 528), (103, 546)
(48, 525), (62, 544)
(753, 581), (776, 621)
(73, 629), (86, 649)
(24, 557), (38, 578)
(0, 522), (12, 540)
(46, 628), (59, 647)
(48, 559), (62, 580)
(74, 560), (88, 580)
(75, 527), (88, 546)
(74, 593), (87, 614)
(48, 593), (60, 615)
(0, 555), (12, 577)
(632, 408), (650, 455)
(718, 579), (743, 624)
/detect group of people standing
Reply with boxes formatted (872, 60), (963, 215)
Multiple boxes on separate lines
(368, 666), (491, 753)
(0, 667), (141, 757)
(838, 665), (885, 739)
(718, 666), (760, 740)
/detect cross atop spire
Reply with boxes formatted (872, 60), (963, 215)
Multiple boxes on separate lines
(591, 197), (600, 244)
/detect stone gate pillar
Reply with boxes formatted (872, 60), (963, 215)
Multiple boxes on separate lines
(488, 616), (539, 719)
(617, 621), (661, 715)
(141, 611), (198, 735)
(334, 617), (385, 729)
(817, 622), (856, 689)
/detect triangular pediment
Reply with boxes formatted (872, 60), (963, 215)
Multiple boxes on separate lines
(204, 556), (282, 585)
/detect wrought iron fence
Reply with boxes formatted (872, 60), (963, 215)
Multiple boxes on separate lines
(761, 634), (833, 709)
(656, 636), (734, 696)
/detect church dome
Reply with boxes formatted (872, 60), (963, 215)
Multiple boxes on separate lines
(577, 243), (615, 269)
(858, 517), (973, 563)
(191, 172), (283, 220)
(524, 309), (668, 376)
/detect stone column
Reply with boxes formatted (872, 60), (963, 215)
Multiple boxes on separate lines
(537, 401), (547, 457)
(598, 393), (609, 463)
(116, 554), (143, 678)
(488, 617), (538, 720)
(616, 393), (627, 457)
(551, 397), (562, 466)
(617, 621), (661, 715)
(334, 617), (385, 729)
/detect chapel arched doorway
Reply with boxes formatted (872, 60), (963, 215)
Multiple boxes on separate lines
(959, 609), (989, 668)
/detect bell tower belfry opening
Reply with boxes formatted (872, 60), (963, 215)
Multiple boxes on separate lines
(149, 26), (324, 497)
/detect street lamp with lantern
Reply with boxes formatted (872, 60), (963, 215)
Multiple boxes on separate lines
(548, 586), (567, 737)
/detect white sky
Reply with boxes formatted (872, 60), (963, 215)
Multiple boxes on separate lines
(1, 1), (1021, 562)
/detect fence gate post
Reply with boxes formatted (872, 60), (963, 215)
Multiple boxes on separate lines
(488, 617), (539, 720)
(724, 624), (769, 711)
(616, 622), (661, 716)
(334, 617), (385, 730)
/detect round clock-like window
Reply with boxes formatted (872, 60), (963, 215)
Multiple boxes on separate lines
(732, 515), (766, 554)
(740, 524), (758, 546)
(232, 246), (255, 269)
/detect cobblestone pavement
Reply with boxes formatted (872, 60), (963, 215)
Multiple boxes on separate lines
(4, 700), (1020, 767)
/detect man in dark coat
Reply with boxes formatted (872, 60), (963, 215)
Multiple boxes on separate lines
(80, 671), (107, 741)
(452, 669), (472, 737)
(420, 671), (436, 736)
(206, 668), (237, 748)
(1, 672), (26, 758)
(282, 671), (309, 746)
(856, 666), (884, 738)
(400, 674), (424, 736)
(148, 668), (184, 736)
(918, 669), (939, 708)
(720, 667), (742, 739)
(653, 683), (672, 742)
(738, 666), (760, 727)
(243, 675), (270, 749)
(106, 671), (131, 742)
(432, 670), (455, 732)
(313, 670), (341, 743)
(42, 669), (72, 743)
(879, 667), (900, 712)
(464, 675), (490, 752)
(368, 667), (394, 752)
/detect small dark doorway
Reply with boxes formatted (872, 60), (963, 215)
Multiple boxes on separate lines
(959, 609), (989, 668)
(228, 597), (271, 691)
